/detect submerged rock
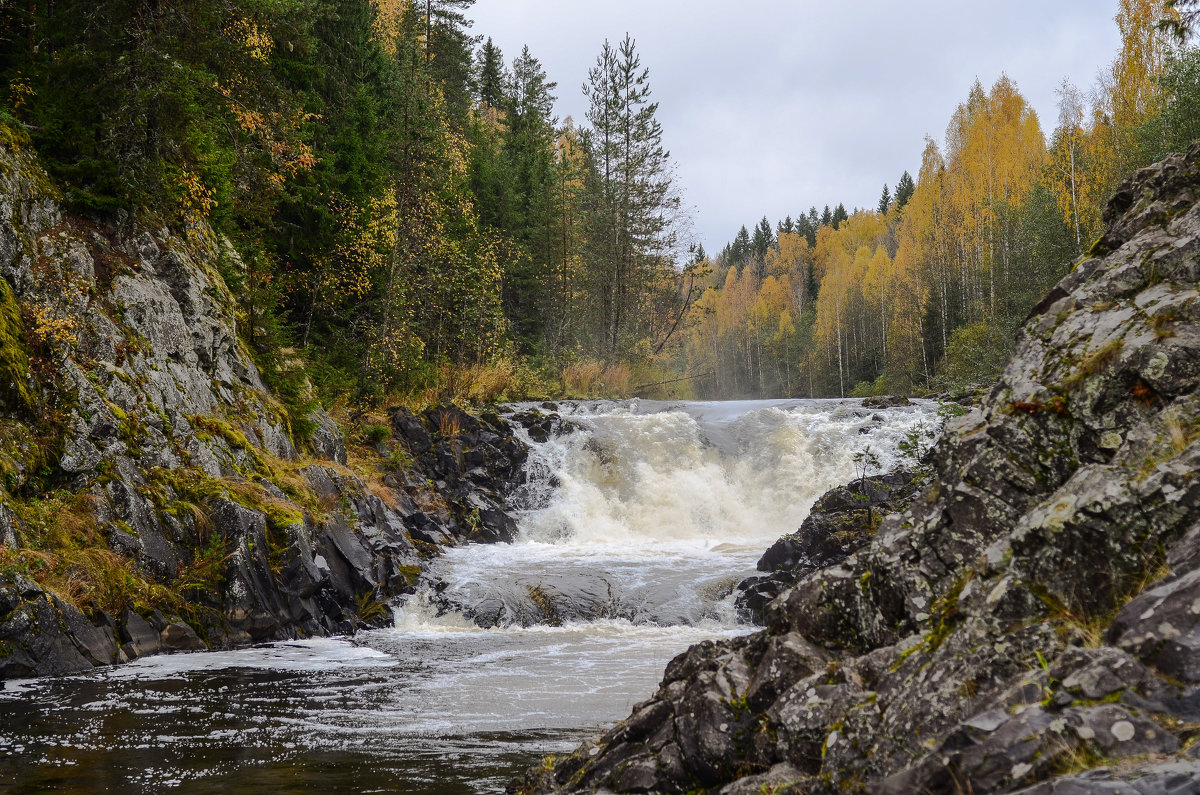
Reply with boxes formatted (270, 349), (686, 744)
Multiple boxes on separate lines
(517, 143), (1200, 793)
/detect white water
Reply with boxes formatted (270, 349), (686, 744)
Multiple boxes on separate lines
(408, 398), (938, 630)
(0, 398), (939, 793)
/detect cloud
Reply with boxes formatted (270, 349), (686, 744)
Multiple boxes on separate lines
(469, 1), (1122, 251)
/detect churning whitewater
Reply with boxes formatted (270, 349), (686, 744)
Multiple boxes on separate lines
(406, 398), (938, 631)
(0, 399), (939, 793)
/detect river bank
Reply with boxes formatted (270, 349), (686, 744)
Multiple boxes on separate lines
(0, 133), (537, 678)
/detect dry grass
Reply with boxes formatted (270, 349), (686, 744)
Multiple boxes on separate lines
(1060, 339), (1124, 392)
(1042, 557), (1172, 648)
(562, 359), (631, 398)
(411, 358), (550, 408)
(2, 492), (185, 615)
(562, 360), (603, 396)
(435, 408), (461, 438)
(1165, 411), (1200, 454)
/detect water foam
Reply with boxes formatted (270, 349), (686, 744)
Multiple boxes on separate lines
(420, 398), (939, 629)
(511, 399), (934, 545)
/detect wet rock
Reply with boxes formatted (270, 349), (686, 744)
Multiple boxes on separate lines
(119, 609), (162, 658)
(737, 468), (929, 625)
(161, 621), (206, 652)
(0, 575), (111, 677)
(861, 395), (914, 409)
(508, 408), (580, 444)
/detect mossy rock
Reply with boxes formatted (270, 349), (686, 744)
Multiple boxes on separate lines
(0, 419), (43, 492)
(0, 277), (33, 414)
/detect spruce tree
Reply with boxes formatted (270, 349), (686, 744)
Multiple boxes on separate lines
(833, 203), (848, 228)
(503, 45), (559, 350)
(475, 37), (507, 109)
(894, 170), (916, 210)
(731, 225), (752, 264)
(418, 0), (480, 121)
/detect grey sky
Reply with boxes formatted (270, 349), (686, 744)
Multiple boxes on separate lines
(468, 1), (1122, 255)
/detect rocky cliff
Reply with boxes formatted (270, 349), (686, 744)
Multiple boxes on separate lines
(0, 132), (525, 677)
(518, 143), (1200, 793)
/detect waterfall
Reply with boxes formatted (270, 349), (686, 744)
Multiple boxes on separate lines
(402, 398), (938, 630)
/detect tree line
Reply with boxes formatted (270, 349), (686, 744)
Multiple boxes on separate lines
(680, 0), (1200, 399)
(0, 0), (695, 408)
(2, 1), (1197, 407)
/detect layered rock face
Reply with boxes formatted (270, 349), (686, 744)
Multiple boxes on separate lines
(0, 137), (526, 677)
(518, 145), (1200, 792)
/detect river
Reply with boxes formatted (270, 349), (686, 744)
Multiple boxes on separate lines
(0, 398), (937, 793)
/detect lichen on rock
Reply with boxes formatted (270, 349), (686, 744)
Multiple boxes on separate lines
(516, 142), (1200, 794)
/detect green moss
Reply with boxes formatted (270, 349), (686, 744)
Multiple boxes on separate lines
(526, 584), (561, 626)
(356, 592), (391, 623)
(0, 120), (32, 150)
(0, 420), (44, 493)
(0, 277), (34, 414)
(924, 571), (973, 652)
(188, 414), (268, 473)
(1070, 690), (1124, 707)
(396, 564), (421, 588)
(261, 501), (303, 530)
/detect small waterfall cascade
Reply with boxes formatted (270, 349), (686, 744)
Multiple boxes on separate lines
(402, 398), (939, 630)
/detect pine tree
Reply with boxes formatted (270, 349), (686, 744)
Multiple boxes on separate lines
(878, 183), (892, 214)
(582, 34), (681, 357)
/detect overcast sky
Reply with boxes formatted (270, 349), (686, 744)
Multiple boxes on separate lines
(468, 1), (1122, 254)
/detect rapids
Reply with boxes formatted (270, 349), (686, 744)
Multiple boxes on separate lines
(0, 398), (938, 793)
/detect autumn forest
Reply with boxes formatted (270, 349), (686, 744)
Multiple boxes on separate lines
(1, 0), (1197, 410)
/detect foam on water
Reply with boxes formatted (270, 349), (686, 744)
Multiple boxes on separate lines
(419, 398), (939, 629)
